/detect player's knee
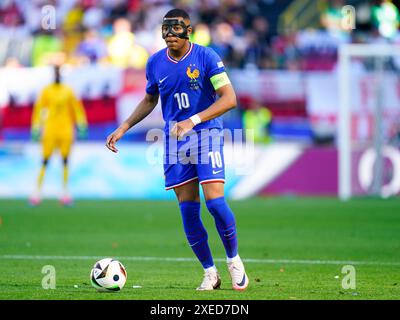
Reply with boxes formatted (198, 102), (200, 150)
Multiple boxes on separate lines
(179, 201), (208, 244)
(63, 157), (69, 166)
(205, 196), (226, 215)
(206, 197), (236, 227)
(42, 158), (49, 167)
(202, 183), (224, 201)
(178, 195), (200, 203)
(175, 188), (200, 203)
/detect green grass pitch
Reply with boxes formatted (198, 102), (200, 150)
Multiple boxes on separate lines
(0, 197), (399, 300)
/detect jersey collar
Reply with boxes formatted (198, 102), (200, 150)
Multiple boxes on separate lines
(166, 42), (193, 64)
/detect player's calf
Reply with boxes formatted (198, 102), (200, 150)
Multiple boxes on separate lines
(206, 197), (238, 258)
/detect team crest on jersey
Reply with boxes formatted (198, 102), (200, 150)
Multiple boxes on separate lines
(186, 64), (200, 90)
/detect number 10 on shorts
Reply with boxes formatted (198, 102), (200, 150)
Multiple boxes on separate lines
(208, 151), (222, 168)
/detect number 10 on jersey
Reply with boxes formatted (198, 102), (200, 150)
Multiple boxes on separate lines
(174, 92), (190, 110)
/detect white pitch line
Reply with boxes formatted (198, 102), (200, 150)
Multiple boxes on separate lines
(1, 255), (400, 266)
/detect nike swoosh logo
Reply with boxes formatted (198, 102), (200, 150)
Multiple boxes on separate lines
(212, 170), (223, 174)
(190, 241), (200, 247)
(236, 274), (246, 287)
(159, 76), (168, 84)
(224, 231), (235, 237)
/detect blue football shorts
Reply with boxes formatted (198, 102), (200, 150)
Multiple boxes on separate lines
(164, 129), (225, 190)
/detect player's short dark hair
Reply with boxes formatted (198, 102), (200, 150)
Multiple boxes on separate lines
(164, 8), (190, 21)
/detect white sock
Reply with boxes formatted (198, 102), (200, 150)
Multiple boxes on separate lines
(204, 265), (217, 273)
(227, 254), (240, 263)
(31, 189), (41, 199)
(62, 187), (70, 198)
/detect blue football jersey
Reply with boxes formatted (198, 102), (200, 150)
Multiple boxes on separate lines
(145, 42), (227, 134)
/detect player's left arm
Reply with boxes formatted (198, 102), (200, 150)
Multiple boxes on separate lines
(170, 81), (237, 138)
(70, 90), (88, 138)
(31, 89), (47, 141)
(196, 83), (237, 122)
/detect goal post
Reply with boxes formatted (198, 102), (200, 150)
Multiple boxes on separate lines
(338, 43), (400, 201)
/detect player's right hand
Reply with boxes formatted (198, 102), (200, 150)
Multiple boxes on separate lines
(106, 128), (124, 153)
(31, 128), (40, 142)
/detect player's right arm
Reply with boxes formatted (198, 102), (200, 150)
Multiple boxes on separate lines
(106, 55), (160, 153)
(106, 93), (159, 153)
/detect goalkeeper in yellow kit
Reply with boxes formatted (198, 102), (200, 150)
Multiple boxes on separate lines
(29, 65), (88, 206)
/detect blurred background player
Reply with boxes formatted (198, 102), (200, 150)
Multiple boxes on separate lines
(30, 64), (88, 206)
(242, 98), (273, 144)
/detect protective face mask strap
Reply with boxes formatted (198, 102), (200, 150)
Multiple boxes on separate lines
(162, 18), (190, 39)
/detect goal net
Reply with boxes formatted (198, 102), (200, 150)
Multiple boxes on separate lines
(338, 43), (400, 200)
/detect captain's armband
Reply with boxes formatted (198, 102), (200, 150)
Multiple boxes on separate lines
(210, 72), (231, 90)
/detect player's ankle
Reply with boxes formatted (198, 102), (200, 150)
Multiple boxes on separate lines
(204, 265), (218, 273)
(227, 254), (240, 264)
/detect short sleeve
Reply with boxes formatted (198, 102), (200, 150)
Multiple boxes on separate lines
(145, 58), (159, 95)
(205, 47), (226, 79)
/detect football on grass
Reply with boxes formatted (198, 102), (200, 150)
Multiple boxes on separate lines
(90, 258), (127, 291)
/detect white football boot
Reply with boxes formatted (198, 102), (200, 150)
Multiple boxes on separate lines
(60, 189), (73, 207)
(227, 255), (249, 291)
(196, 268), (221, 291)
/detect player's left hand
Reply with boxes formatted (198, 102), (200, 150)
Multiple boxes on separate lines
(170, 119), (195, 139)
(78, 126), (88, 139)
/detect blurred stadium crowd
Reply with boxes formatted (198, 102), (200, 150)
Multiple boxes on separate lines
(0, 0), (399, 70)
(1, 0), (400, 144)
